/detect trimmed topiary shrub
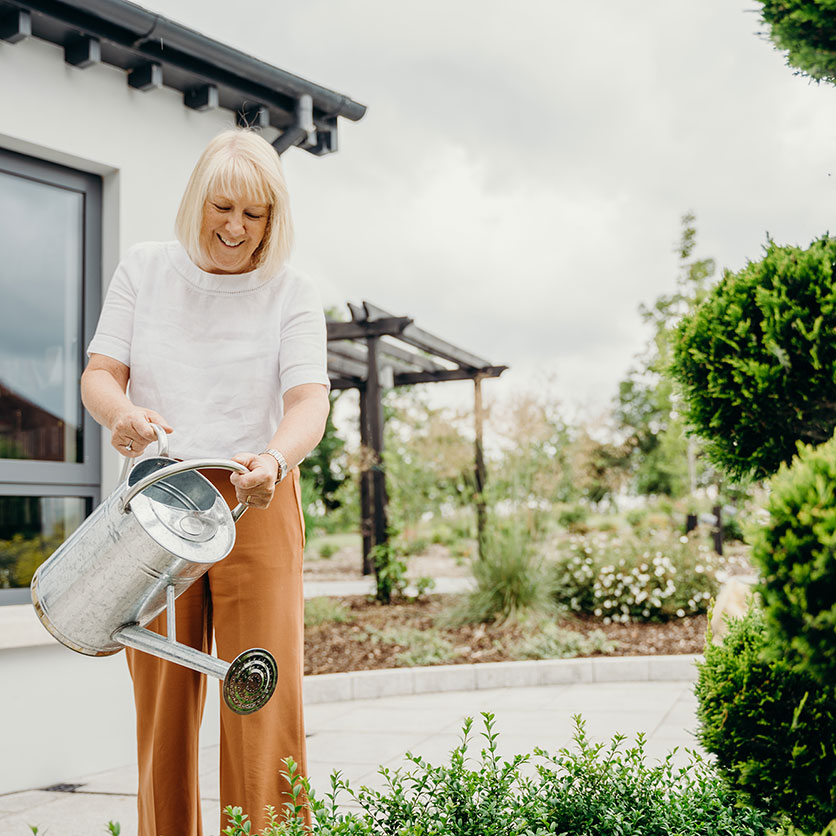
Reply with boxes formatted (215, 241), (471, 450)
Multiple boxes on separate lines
(695, 604), (836, 831)
(671, 234), (836, 480)
(756, 0), (836, 86)
(750, 434), (836, 684)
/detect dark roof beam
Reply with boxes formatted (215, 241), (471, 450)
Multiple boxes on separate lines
(363, 302), (490, 369)
(64, 33), (100, 67)
(394, 365), (508, 386)
(184, 83), (218, 112)
(128, 60), (162, 91)
(378, 339), (447, 373)
(327, 317), (412, 341)
(330, 376), (363, 391)
(0, 7), (30, 42)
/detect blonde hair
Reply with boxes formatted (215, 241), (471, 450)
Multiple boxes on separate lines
(175, 129), (294, 276)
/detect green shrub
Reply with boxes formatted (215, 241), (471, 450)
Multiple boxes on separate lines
(447, 521), (553, 624)
(550, 528), (721, 623)
(514, 622), (616, 659)
(557, 504), (588, 529)
(757, 0), (836, 85)
(625, 507), (647, 528)
(695, 604), (836, 831)
(221, 714), (772, 836)
(401, 535), (431, 556)
(750, 434), (836, 684)
(671, 234), (836, 480)
(303, 597), (352, 628)
(361, 625), (457, 667)
(526, 716), (770, 836)
(318, 542), (337, 560)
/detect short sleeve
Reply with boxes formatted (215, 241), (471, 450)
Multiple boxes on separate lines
(86, 245), (143, 365)
(278, 271), (331, 397)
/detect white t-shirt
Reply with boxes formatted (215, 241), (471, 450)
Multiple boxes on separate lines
(87, 240), (330, 460)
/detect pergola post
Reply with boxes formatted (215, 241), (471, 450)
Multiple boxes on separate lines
(474, 374), (487, 560)
(365, 336), (390, 595)
(358, 387), (374, 575)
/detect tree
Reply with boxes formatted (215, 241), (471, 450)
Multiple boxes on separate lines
(615, 213), (716, 497)
(671, 233), (836, 480)
(488, 388), (575, 513)
(382, 388), (475, 536)
(299, 391), (347, 528)
(756, 0), (836, 85)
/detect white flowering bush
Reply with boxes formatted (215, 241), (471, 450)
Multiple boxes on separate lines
(549, 529), (722, 623)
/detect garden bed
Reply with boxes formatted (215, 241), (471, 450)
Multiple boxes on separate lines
(304, 593), (707, 676)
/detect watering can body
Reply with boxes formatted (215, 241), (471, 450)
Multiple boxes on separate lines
(30, 427), (279, 714)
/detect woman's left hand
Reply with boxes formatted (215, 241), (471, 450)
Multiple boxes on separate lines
(229, 452), (279, 509)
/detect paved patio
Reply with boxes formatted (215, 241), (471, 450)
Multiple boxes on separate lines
(0, 674), (703, 836)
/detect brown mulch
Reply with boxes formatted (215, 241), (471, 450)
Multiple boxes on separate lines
(304, 594), (707, 676)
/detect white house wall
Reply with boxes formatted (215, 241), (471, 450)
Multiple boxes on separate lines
(0, 30), (236, 795)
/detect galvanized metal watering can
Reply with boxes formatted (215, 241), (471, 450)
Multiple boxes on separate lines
(31, 425), (278, 715)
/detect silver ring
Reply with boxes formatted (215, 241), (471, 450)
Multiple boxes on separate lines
(125, 439), (133, 451)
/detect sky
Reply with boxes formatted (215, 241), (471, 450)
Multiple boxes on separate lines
(146, 0), (836, 421)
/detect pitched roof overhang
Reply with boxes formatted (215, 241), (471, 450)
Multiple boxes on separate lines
(0, 0), (366, 156)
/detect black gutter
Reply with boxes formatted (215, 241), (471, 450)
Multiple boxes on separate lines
(9, 0), (366, 123)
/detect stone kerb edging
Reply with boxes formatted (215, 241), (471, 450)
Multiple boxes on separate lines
(303, 654), (702, 705)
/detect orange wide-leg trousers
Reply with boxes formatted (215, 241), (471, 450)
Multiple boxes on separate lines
(126, 469), (308, 836)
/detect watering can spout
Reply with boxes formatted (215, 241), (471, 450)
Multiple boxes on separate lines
(114, 623), (278, 715)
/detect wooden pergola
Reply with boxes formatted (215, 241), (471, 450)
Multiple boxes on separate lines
(327, 301), (508, 575)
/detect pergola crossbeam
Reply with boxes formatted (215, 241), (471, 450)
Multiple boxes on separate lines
(327, 317), (411, 341)
(394, 365), (507, 387)
(362, 302), (490, 369)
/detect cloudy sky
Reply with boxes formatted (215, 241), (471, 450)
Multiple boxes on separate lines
(148, 0), (836, 418)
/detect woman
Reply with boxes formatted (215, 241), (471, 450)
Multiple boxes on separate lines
(81, 129), (330, 836)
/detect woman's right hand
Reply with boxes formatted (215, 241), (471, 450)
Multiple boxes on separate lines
(110, 408), (173, 457)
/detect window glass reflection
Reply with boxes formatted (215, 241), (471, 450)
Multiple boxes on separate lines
(0, 171), (84, 463)
(0, 496), (90, 596)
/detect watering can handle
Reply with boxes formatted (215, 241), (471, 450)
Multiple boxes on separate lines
(118, 422), (171, 484)
(121, 458), (251, 521)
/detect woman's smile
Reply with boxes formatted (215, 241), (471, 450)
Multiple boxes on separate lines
(199, 194), (269, 273)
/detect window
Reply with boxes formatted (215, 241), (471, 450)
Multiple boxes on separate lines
(0, 148), (101, 604)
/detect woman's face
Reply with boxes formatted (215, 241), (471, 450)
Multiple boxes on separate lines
(199, 194), (270, 274)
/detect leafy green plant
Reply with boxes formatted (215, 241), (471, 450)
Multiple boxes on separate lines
(447, 520), (553, 624)
(557, 504), (588, 529)
(671, 233), (836, 480)
(303, 597), (353, 628)
(750, 434), (836, 684)
(550, 528), (721, 623)
(221, 714), (772, 836)
(513, 621), (616, 659)
(756, 0), (836, 85)
(695, 603), (836, 831)
(360, 625), (457, 667)
(370, 536), (408, 604)
(317, 542), (337, 559)
(526, 716), (770, 836)
(402, 575), (436, 604)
